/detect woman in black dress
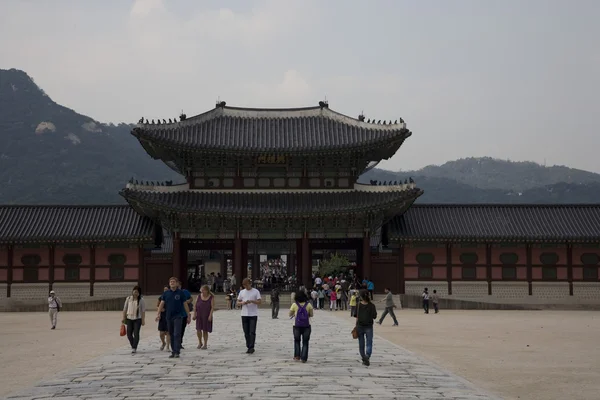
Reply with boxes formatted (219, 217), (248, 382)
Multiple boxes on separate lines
(157, 286), (170, 351)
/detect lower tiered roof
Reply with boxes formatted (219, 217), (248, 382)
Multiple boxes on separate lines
(389, 204), (600, 242)
(120, 184), (422, 216)
(0, 205), (154, 244)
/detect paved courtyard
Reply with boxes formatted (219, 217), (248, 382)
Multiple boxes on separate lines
(5, 309), (499, 400)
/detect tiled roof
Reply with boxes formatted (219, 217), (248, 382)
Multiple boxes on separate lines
(389, 204), (600, 242)
(0, 205), (155, 244)
(132, 105), (410, 154)
(121, 187), (422, 216)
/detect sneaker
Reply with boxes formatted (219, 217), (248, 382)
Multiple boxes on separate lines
(51, 326), (55, 330)
(180, 345), (185, 350)
(293, 357), (300, 361)
(169, 353), (175, 358)
(248, 348), (255, 354)
(301, 360), (307, 363)
(160, 344), (165, 351)
(131, 349), (136, 354)
(393, 323), (399, 326)
(174, 353), (180, 358)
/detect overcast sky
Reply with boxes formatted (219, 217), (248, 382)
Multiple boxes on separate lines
(1, 0), (598, 173)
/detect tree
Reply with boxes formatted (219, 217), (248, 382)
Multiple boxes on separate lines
(319, 253), (350, 277)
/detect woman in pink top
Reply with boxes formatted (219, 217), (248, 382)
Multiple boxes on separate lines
(329, 289), (337, 311)
(193, 285), (214, 349)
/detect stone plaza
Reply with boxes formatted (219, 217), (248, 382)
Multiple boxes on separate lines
(5, 309), (499, 400)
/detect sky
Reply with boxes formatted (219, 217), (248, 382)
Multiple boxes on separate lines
(1, 0), (599, 173)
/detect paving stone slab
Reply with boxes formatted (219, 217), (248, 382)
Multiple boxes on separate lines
(5, 309), (501, 400)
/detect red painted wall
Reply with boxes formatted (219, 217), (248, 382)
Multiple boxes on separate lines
(0, 269), (7, 281)
(38, 268), (49, 281)
(0, 246), (7, 267)
(13, 247), (50, 266)
(432, 267), (447, 279)
(572, 247), (600, 266)
(95, 248), (139, 266)
(125, 267), (139, 280)
(557, 267), (568, 280)
(13, 268), (23, 281)
(54, 268), (65, 281)
(54, 247), (91, 266)
(404, 266), (418, 279)
(96, 267), (110, 280)
(477, 266), (487, 279)
(491, 246), (526, 265)
(452, 247), (486, 265)
(404, 246), (446, 265)
(517, 267), (527, 280)
(80, 268), (90, 280)
(531, 246), (567, 265)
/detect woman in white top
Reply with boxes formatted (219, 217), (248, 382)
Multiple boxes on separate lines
(122, 285), (146, 354)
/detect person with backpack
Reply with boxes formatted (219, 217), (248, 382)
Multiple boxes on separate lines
(288, 289), (314, 363)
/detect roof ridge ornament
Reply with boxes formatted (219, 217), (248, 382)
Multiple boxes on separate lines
(358, 111), (365, 122)
(318, 99), (329, 109)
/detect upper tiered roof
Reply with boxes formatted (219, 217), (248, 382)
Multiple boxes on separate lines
(132, 102), (411, 158)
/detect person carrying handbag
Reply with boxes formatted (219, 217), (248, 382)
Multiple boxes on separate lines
(353, 290), (377, 366)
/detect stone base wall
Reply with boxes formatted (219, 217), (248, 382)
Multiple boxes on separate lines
(405, 281), (449, 297)
(573, 282), (600, 299)
(491, 282), (529, 301)
(93, 282), (136, 300)
(52, 282), (91, 302)
(10, 283), (50, 302)
(531, 282), (570, 299)
(450, 282), (488, 299)
(0, 283), (6, 299)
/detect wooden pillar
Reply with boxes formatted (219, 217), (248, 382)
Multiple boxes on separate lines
(296, 239), (303, 281)
(446, 243), (452, 295)
(7, 245), (13, 298)
(288, 254), (295, 277)
(398, 244), (405, 294)
(567, 243), (573, 296)
(173, 232), (181, 279)
(242, 239), (249, 280)
(49, 244), (55, 293)
(138, 245), (145, 290)
(252, 252), (260, 281)
(526, 244), (533, 295)
(220, 255), (227, 278)
(362, 233), (371, 281)
(486, 243), (492, 295)
(301, 235), (311, 288)
(179, 240), (188, 288)
(90, 244), (96, 297)
(233, 235), (242, 284)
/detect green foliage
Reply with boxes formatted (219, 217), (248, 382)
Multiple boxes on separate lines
(319, 253), (350, 277)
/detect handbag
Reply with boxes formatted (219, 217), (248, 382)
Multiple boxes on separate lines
(351, 303), (360, 339)
(120, 324), (126, 337)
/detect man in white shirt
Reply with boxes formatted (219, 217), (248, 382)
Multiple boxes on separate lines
(48, 290), (62, 330)
(237, 278), (262, 354)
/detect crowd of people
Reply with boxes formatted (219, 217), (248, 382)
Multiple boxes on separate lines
(47, 270), (439, 367)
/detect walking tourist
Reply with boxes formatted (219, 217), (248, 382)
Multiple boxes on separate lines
(237, 278), (262, 354)
(310, 288), (318, 309)
(422, 288), (430, 314)
(122, 285), (146, 353)
(317, 287), (325, 309)
(376, 287), (398, 326)
(271, 285), (280, 319)
(349, 290), (358, 317)
(48, 290), (62, 330)
(355, 290), (377, 366)
(329, 287), (337, 311)
(157, 286), (170, 351)
(193, 285), (214, 350)
(432, 289), (439, 313)
(155, 277), (192, 358)
(289, 289), (314, 363)
(367, 279), (375, 300)
(179, 282), (193, 349)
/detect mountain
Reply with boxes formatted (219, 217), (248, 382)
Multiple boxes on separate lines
(0, 69), (179, 204)
(1, 68), (599, 205)
(390, 157), (600, 192)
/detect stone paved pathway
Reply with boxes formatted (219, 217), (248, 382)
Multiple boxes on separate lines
(5, 309), (500, 400)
